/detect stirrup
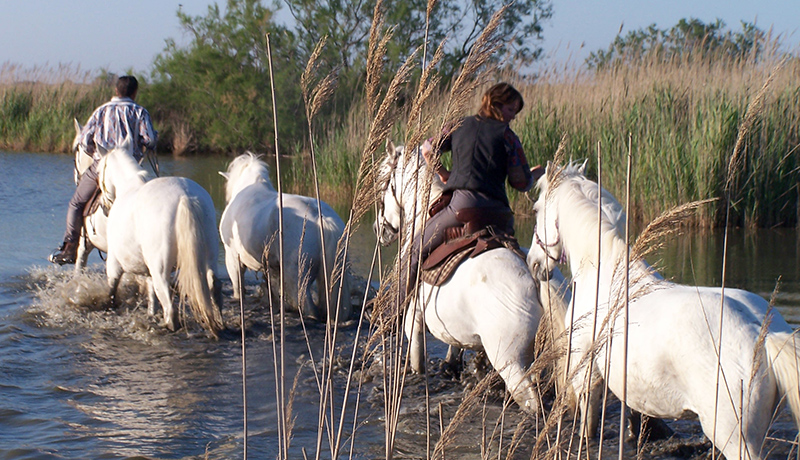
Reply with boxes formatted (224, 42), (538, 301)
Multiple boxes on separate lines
(49, 241), (77, 265)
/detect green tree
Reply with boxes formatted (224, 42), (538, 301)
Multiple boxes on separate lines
(145, 0), (303, 154)
(587, 18), (767, 70)
(283, 0), (553, 79)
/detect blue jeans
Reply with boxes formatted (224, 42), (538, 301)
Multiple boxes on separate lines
(63, 162), (99, 243)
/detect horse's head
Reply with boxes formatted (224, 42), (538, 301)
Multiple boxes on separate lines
(528, 164), (563, 280)
(527, 160), (589, 280)
(220, 152), (274, 203)
(72, 119), (94, 185)
(373, 141), (406, 245)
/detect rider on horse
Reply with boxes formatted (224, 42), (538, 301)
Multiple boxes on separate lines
(402, 82), (544, 302)
(50, 75), (157, 265)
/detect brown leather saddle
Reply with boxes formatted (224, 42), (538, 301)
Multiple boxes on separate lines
(420, 194), (525, 286)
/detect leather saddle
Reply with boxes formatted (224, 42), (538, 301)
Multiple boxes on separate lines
(420, 198), (524, 285)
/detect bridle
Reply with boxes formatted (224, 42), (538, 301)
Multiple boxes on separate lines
(533, 220), (565, 264)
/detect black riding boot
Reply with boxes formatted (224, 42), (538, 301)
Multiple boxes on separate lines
(49, 240), (78, 265)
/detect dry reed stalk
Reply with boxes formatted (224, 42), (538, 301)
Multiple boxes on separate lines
(264, 32), (291, 460)
(713, 59), (783, 456)
(236, 253), (248, 458)
(432, 371), (504, 458)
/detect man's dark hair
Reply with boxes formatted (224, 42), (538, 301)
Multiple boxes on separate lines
(116, 76), (138, 98)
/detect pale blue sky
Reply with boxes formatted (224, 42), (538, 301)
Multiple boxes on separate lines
(1, 0), (798, 78)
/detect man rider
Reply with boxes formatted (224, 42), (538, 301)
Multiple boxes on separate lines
(49, 75), (157, 265)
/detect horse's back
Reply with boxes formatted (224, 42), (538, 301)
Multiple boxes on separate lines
(421, 248), (541, 349)
(221, 184), (343, 265)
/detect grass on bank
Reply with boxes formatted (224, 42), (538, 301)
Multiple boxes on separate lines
(2, 47), (799, 227)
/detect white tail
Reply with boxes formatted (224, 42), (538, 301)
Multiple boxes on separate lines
(766, 331), (800, 428)
(176, 196), (224, 335)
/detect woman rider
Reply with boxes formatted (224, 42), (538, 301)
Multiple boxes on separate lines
(402, 82), (543, 301)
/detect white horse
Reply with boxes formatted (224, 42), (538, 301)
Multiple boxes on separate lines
(72, 119), (109, 272)
(373, 142), (544, 412)
(218, 153), (352, 322)
(526, 162), (800, 459)
(98, 138), (224, 335)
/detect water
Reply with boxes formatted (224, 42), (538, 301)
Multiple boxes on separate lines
(0, 151), (798, 459)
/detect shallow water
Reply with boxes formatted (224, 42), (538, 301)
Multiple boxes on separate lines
(0, 150), (798, 459)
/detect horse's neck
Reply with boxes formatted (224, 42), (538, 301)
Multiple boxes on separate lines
(562, 206), (658, 306)
(230, 175), (274, 201)
(400, 170), (444, 250)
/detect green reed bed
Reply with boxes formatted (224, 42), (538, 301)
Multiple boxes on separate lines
(513, 53), (800, 227)
(0, 63), (109, 153)
(3, 52), (798, 227)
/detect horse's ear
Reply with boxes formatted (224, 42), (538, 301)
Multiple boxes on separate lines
(578, 159), (588, 175)
(73, 118), (82, 135)
(386, 139), (396, 157)
(219, 171), (229, 180)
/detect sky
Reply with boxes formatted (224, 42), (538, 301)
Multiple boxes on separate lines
(1, 0), (799, 79)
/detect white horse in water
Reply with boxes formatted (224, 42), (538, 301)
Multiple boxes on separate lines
(97, 138), (224, 335)
(526, 162), (800, 460)
(373, 143), (544, 412)
(218, 153), (352, 322)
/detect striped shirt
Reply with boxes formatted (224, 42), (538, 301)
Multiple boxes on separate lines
(79, 97), (157, 162)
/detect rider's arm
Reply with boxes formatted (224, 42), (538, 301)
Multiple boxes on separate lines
(138, 109), (158, 151)
(422, 122), (457, 183)
(79, 112), (99, 155)
(422, 139), (450, 183)
(505, 128), (533, 192)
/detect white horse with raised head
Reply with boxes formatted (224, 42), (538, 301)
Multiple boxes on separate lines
(526, 161), (800, 459)
(373, 142), (544, 412)
(98, 138), (224, 335)
(219, 152), (352, 323)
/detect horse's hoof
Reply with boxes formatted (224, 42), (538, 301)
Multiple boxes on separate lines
(161, 320), (177, 332)
(627, 411), (674, 443)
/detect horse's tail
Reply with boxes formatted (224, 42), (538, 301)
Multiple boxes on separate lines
(766, 331), (800, 428)
(176, 195), (224, 336)
(320, 215), (353, 323)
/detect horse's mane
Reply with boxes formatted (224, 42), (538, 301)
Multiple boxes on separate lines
(224, 152), (274, 200)
(97, 144), (150, 182)
(544, 162), (662, 302)
(377, 143), (445, 201)
(543, 162), (626, 242)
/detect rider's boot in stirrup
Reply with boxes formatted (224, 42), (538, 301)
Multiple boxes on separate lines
(49, 240), (78, 265)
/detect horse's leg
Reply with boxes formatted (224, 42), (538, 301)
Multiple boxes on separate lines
(106, 255), (123, 307)
(145, 277), (157, 317)
(150, 270), (177, 331)
(442, 346), (463, 377)
(483, 337), (539, 414)
(574, 368), (603, 440)
(208, 269), (223, 317)
(225, 246), (244, 300)
(403, 300), (426, 374)
(74, 235), (93, 273)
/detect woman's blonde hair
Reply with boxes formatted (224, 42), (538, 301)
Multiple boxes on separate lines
(478, 82), (524, 121)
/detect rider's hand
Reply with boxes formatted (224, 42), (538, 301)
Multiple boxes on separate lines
(421, 139), (434, 164)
